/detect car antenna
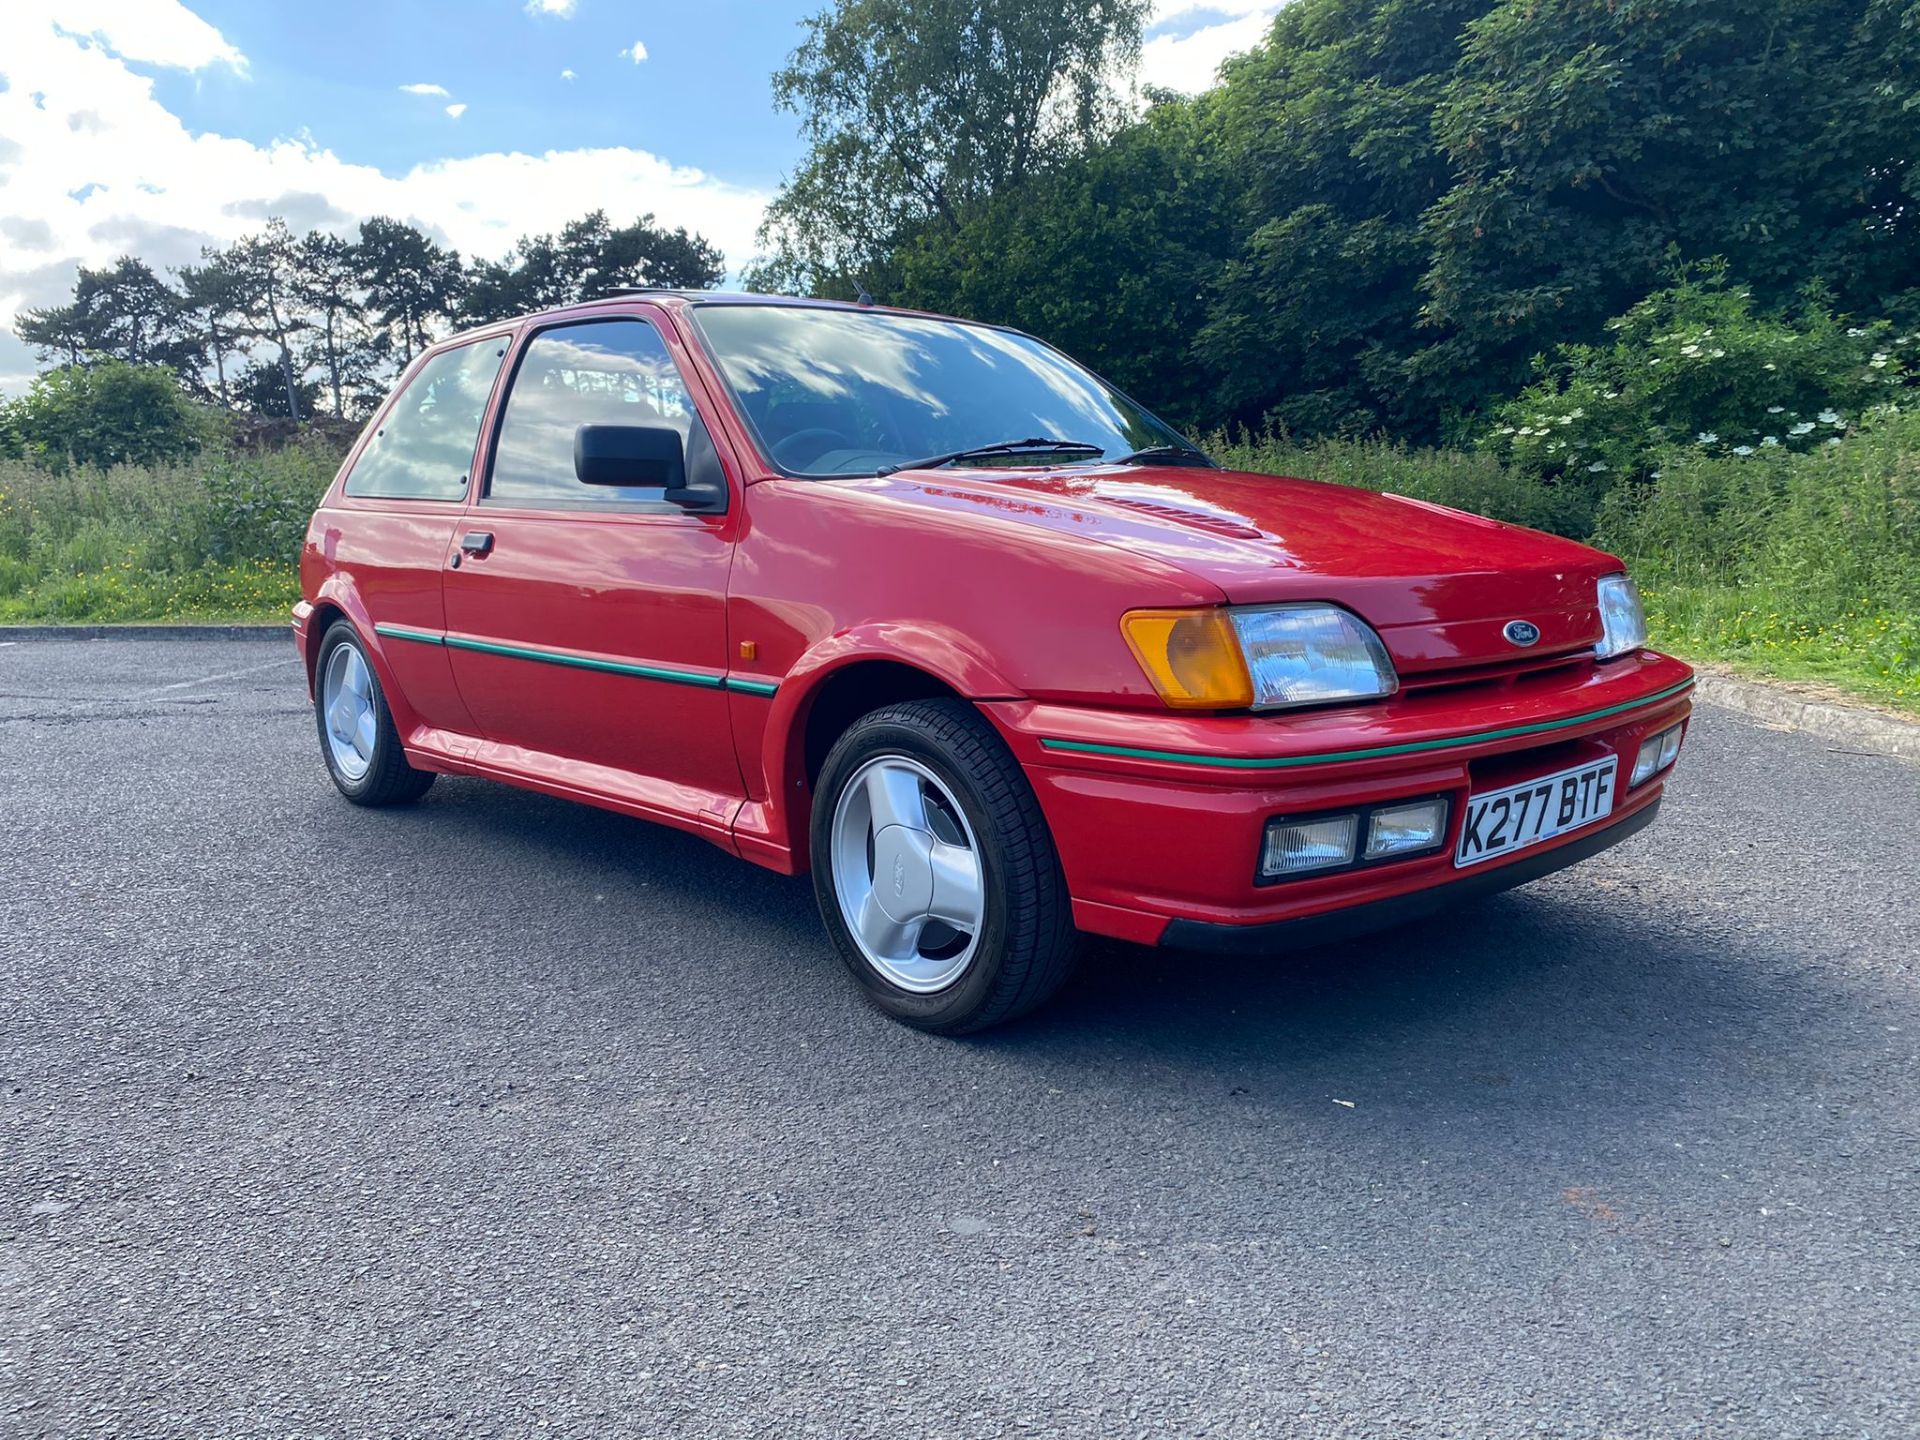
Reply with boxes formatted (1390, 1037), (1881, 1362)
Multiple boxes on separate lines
(854, 277), (877, 307)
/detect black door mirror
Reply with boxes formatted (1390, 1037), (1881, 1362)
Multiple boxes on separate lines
(574, 423), (727, 512)
(575, 423), (685, 489)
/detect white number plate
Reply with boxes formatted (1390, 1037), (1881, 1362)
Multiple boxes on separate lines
(1455, 756), (1618, 868)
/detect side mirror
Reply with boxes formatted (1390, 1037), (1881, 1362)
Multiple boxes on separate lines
(573, 423), (728, 513)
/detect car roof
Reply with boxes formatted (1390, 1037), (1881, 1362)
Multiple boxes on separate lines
(431, 290), (988, 351)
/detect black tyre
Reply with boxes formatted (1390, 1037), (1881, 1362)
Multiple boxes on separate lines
(313, 621), (435, 807)
(810, 699), (1076, 1033)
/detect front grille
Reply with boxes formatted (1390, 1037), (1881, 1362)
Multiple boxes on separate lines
(1396, 647), (1595, 699)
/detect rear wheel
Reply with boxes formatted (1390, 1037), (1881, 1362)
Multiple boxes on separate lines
(811, 699), (1076, 1033)
(314, 621), (435, 806)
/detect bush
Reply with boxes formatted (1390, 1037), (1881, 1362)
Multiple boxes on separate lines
(2, 360), (223, 471)
(1480, 271), (1915, 488)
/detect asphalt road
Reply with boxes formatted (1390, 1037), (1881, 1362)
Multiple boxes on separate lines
(4, 639), (1918, 1439)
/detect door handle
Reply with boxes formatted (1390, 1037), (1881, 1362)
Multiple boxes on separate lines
(460, 531), (495, 557)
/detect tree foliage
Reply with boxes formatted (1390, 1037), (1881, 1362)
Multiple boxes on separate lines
(890, 100), (1232, 426)
(9, 209), (726, 435)
(770, 0), (1920, 441)
(462, 210), (724, 323)
(752, 0), (1151, 294)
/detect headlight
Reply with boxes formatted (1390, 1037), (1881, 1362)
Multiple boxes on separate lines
(1594, 574), (1648, 660)
(1122, 604), (1397, 711)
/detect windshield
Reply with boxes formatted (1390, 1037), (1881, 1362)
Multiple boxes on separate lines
(689, 303), (1198, 477)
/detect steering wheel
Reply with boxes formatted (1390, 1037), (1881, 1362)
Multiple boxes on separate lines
(771, 427), (857, 470)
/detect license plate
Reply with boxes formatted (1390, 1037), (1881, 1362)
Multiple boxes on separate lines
(1455, 756), (1618, 868)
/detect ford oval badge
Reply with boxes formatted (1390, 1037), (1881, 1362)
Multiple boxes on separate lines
(1503, 619), (1542, 648)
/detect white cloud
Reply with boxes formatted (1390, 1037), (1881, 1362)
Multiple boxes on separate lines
(445, 103), (468, 119)
(42, 0), (246, 74)
(560, 68), (577, 81)
(624, 40), (649, 64)
(0, 5), (769, 392)
(400, 82), (449, 97)
(1140, 1), (1282, 93)
(525, 0), (577, 16)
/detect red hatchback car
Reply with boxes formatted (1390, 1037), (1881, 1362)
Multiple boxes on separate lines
(295, 293), (1692, 1032)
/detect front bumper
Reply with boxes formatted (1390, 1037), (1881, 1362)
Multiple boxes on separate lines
(1161, 798), (1659, 953)
(982, 650), (1693, 950)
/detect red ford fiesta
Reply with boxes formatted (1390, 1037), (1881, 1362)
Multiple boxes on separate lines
(295, 292), (1691, 1032)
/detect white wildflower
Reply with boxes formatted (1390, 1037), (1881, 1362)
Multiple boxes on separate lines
(1788, 422), (1816, 436)
(1732, 445), (1754, 456)
(1847, 327), (1868, 337)
(1767, 406), (1785, 414)
(1696, 431), (1719, 445)
(1587, 462), (1609, 473)
(1818, 410), (1842, 425)
(1762, 436), (1781, 447)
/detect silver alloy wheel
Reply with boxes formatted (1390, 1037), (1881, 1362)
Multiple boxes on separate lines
(321, 641), (378, 782)
(828, 754), (986, 993)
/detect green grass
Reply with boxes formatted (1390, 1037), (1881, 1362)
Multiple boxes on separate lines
(0, 446), (329, 625)
(1638, 587), (1920, 712)
(0, 556), (299, 624)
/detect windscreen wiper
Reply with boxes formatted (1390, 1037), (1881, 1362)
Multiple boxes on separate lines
(1107, 445), (1220, 469)
(874, 437), (1104, 477)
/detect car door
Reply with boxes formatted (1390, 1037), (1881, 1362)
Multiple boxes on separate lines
(440, 311), (743, 822)
(327, 334), (511, 739)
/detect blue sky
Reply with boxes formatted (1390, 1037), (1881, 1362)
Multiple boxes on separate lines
(162, 0), (816, 194)
(0, 0), (1284, 390)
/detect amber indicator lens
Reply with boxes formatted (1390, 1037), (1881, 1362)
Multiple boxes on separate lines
(1121, 609), (1254, 709)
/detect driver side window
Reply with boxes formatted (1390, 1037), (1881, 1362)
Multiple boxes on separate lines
(488, 318), (697, 506)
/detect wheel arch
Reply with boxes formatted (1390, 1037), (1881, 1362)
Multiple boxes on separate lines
(758, 635), (1019, 873)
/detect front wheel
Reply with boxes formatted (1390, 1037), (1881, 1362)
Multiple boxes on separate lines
(811, 699), (1076, 1034)
(314, 621), (435, 807)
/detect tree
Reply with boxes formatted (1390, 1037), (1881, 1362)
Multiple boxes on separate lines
(6, 361), (208, 469)
(232, 358), (325, 420)
(15, 258), (204, 385)
(294, 231), (383, 416)
(14, 303), (90, 369)
(355, 217), (465, 365)
(1422, 0), (1920, 406)
(223, 220), (312, 421)
(178, 256), (253, 407)
(891, 99), (1234, 427)
(1193, 0), (1498, 438)
(753, 0), (1152, 294)
(461, 211), (724, 323)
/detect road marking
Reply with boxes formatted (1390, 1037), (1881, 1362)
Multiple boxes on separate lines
(135, 657), (299, 697)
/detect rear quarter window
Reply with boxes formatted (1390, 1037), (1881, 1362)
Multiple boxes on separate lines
(344, 338), (508, 501)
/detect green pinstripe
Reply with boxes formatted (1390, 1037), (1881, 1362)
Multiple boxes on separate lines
(373, 623), (779, 696)
(1038, 679), (1695, 771)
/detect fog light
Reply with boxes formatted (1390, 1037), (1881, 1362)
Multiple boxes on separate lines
(1364, 798), (1449, 860)
(1261, 814), (1358, 878)
(1658, 725), (1683, 770)
(1631, 723), (1685, 787)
